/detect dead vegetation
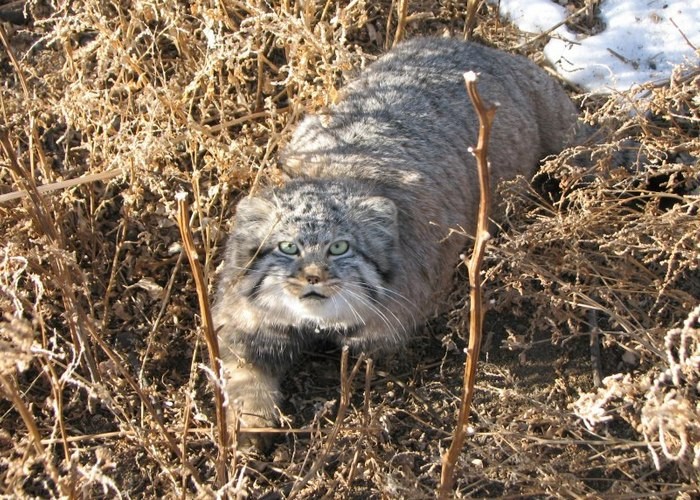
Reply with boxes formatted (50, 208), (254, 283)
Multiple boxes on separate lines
(0, 0), (698, 497)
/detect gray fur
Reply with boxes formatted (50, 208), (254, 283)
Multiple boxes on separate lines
(213, 37), (578, 444)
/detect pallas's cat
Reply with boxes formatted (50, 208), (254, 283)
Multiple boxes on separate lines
(213, 38), (578, 447)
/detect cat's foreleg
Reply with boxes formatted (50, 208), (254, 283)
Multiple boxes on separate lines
(222, 351), (283, 450)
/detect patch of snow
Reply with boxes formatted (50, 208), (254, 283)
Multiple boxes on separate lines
(491, 0), (700, 93)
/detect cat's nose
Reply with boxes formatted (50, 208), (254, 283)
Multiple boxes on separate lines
(303, 264), (326, 284)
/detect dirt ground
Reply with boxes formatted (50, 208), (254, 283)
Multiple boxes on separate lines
(1, 1), (699, 498)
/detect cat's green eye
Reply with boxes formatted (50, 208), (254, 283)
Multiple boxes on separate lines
(329, 240), (350, 256)
(278, 241), (299, 255)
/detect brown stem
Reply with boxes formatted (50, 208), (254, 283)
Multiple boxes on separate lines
(0, 132), (101, 384)
(176, 194), (229, 489)
(0, 168), (121, 204)
(0, 374), (65, 495)
(392, 0), (409, 48)
(438, 71), (496, 498)
(464, 0), (481, 40)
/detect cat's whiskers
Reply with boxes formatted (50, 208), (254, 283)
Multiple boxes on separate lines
(348, 280), (418, 328)
(338, 285), (404, 341)
(329, 284), (366, 326)
(258, 278), (362, 330)
(343, 280), (413, 325)
(251, 274), (408, 341)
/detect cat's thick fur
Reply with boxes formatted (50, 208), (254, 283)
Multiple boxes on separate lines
(213, 38), (578, 445)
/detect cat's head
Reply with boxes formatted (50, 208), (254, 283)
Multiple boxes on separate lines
(222, 180), (400, 331)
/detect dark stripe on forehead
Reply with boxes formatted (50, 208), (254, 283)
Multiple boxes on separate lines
(284, 210), (343, 225)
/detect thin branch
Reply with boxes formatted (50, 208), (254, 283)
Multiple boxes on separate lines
(391, 0), (408, 48)
(588, 308), (603, 388)
(0, 168), (121, 204)
(513, 4), (590, 50)
(0, 131), (102, 384)
(0, 374), (65, 496)
(175, 193), (229, 489)
(84, 318), (209, 490)
(439, 70), (496, 497)
(464, 0), (481, 41)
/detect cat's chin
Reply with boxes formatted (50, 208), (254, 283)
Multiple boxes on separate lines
(292, 297), (346, 321)
(267, 292), (359, 327)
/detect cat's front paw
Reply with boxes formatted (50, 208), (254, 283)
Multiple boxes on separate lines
(223, 360), (282, 452)
(231, 411), (278, 452)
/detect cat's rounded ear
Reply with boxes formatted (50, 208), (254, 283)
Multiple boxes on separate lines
(234, 196), (276, 226)
(357, 196), (397, 227)
(227, 196), (278, 268)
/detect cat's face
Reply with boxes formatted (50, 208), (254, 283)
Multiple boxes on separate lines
(224, 181), (400, 331)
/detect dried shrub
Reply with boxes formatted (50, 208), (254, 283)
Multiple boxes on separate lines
(1, 0), (698, 497)
(486, 67), (700, 483)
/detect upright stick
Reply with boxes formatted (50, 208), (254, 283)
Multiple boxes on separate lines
(438, 71), (496, 497)
(176, 194), (229, 489)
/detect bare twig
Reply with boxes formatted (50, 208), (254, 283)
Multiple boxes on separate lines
(513, 4), (590, 50)
(464, 0), (481, 40)
(175, 193), (229, 489)
(85, 321), (209, 490)
(181, 337), (200, 494)
(138, 251), (185, 385)
(0, 168), (121, 204)
(0, 23), (51, 183)
(588, 308), (603, 388)
(0, 24), (29, 97)
(40, 357), (71, 466)
(392, 0), (409, 48)
(255, 43), (266, 112)
(384, 0), (395, 50)
(669, 17), (697, 52)
(607, 48), (639, 70)
(363, 358), (374, 428)
(344, 357), (375, 490)
(439, 71), (496, 497)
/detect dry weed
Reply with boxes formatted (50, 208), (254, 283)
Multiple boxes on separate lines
(1, 0), (698, 497)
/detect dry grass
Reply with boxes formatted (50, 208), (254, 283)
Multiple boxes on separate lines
(1, 0), (698, 497)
